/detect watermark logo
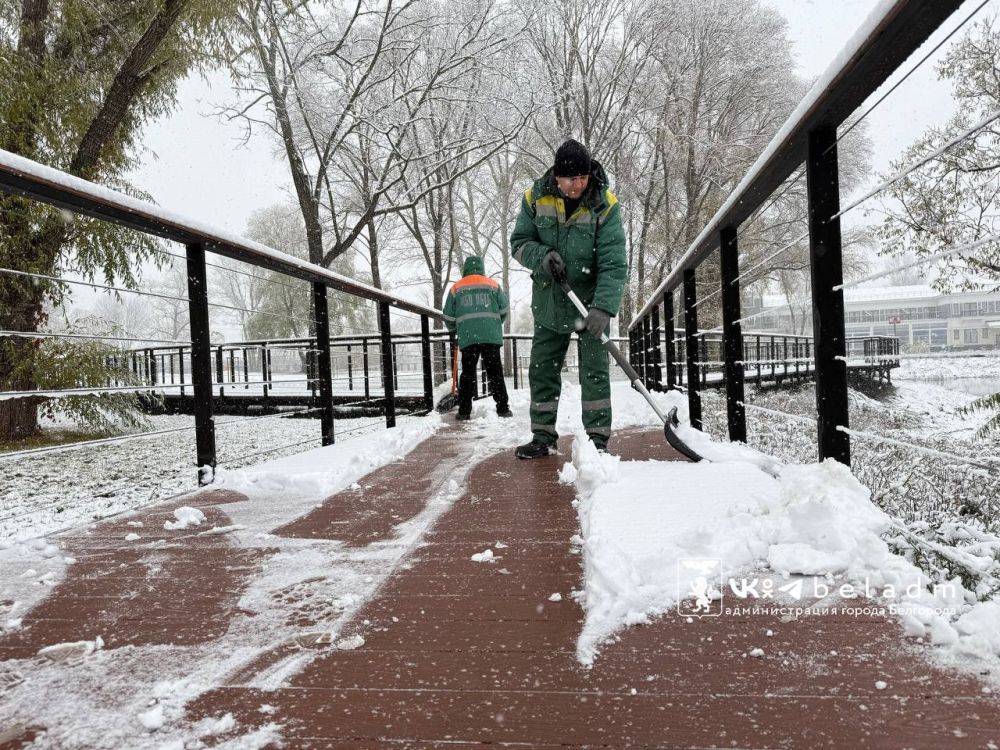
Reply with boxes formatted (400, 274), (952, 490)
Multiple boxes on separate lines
(728, 577), (804, 601)
(677, 558), (723, 617)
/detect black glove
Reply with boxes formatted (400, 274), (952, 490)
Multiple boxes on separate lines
(542, 250), (566, 282)
(583, 307), (610, 338)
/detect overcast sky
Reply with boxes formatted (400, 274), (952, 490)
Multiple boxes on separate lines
(130, 0), (988, 232)
(116, 0), (994, 321)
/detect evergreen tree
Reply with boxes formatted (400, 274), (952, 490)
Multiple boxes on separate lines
(0, 0), (236, 441)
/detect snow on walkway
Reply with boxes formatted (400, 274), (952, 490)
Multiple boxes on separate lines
(554, 385), (1000, 677)
(2, 379), (999, 748)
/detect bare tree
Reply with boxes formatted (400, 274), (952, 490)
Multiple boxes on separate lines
(149, 260), (191, 342)
(227, 0), (530, 287)
(91, 294), (155, 339)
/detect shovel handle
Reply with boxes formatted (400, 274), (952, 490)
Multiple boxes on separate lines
(556, 278), (667, 423)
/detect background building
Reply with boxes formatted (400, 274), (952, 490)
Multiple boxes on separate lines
(748, 285), (1000, 352)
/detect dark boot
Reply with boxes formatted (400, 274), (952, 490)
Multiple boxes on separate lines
(515, 439), (551, 459)
(456, 412), (471, 422)
(497, 407), (513, 418)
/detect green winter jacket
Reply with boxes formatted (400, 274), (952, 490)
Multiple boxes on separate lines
(443, 256), (509, 349)
(510, 159), (627, 334)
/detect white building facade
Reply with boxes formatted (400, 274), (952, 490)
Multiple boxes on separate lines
(750, 285), (1000, 352)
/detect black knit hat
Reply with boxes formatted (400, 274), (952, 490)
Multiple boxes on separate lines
(553, 139), (591, 177)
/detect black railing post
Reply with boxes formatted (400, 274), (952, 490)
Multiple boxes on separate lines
(261, 343), (270, 402)
(651, 302), (663, 391)
(215, 345), (224, 386)
(663, 294), (675, 389)
(448, 331), (457, 390)
(347, 344), (354, 391)
(184, 242), (216, 484)
(313, 282), (335, 446)
(512, 337), (520, 390)
(699, 336), (708, 388)
(678, 332), (684, 385)
(148, 349), (157, 387)
(756, 336), (762, 384)
(807, 125), (851, 466)
(178, 346), (186, 397)
(683, 269), (702, 430)
(378, 302), (396, 428)
(392, 341), (399, 391)
(420, 315), (434, 412)
(720, 225), (746, 443)
(641, 315), (651, 388)
(362, 337), (370, 399)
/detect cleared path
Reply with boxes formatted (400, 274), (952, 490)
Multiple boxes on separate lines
(1, 428), (998, 748)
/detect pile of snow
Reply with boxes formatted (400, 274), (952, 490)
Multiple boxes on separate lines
(37, 636), (104, 663)
(566, 427), (1000, 670)
(164, 506), (206, 530)
(214, 415), (442, 499)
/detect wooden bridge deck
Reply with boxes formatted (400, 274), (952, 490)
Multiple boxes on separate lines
(1, 426), (994, 749)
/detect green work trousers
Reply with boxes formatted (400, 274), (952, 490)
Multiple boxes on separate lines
(528, 321), (611, 447)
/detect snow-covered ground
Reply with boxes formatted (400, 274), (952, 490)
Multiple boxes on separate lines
(895, 351), (1000, 382)
(0, 412), (416, 542)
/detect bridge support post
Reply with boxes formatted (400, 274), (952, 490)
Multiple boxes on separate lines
(184, 242), (216, 484)
(720, 225), (746, 443)
(807, 126), (850, 466)
(650, 303), (663, 391)
(421, 315), (434, 412)
(313, 282), (335, 446)
(663, 293), (675, 389)
(683, 269), (702, 430)
(378, 301), (396, 428)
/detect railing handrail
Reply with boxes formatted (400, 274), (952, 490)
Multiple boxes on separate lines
(0, 148), (442, 320)
(131, 330), (627, 355)
(630, 0), (961, 327)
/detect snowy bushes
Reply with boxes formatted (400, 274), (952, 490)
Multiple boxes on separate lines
(699, 382), (1000, 602)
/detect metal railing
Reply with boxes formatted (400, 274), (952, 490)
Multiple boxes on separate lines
(626, 0), (977, 466)
(112, 332), (633, 403)
(0, 148), (447, 484)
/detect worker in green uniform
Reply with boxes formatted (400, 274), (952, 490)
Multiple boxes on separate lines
(510, 139), (627, 458)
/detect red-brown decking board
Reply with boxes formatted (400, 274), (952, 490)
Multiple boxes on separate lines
(2, 426), (999, 749)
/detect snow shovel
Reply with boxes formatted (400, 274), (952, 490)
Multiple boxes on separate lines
(435, 346), (460, 413)
(554, 274), (703, 462)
